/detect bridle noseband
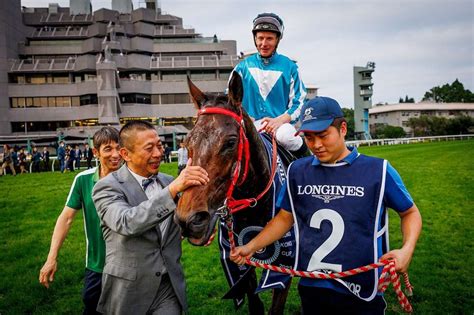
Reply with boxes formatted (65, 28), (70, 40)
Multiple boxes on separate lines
(197, 106), (277, 218)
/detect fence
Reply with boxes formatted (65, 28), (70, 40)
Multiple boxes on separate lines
(346, 134), (474, 147)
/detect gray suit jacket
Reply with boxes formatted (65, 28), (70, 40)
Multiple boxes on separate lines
(92, 165), (187, 314)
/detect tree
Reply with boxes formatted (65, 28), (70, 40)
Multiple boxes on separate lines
(407, 115), (474, 136)
(399, 95), (415, 103)
(372, 125), (406, 139)
(342, 108), (354, 140)
(422, 79), (474, 103)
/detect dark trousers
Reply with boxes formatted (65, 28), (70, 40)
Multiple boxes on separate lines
(298, 284), (386, 315)
(83, 269), (102, 315)
(178, 164), (186, 175)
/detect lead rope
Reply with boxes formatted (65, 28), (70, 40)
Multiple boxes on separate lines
(224, 218), (414, 313)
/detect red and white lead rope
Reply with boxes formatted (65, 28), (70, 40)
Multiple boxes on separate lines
(225, 219), (414, 313)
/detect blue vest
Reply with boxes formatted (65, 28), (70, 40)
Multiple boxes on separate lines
(286, 154), (389, 301)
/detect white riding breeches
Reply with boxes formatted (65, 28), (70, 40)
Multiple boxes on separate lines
(254, 120), (303, 152)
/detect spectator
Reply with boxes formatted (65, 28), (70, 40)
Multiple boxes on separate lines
(164, 143), (173, 163)
(42, 147), (50, 172)
(57, 141), (66, 173)
(32, 147), (42, 173)
(67, 145), (75, 172)
(18, 148), (28, 174)
(84, 143), (94, 169)
(177, 141), (188, 175)
(0, 144), (16, 176)
(12, 146), (19, 173)
(74, 145), (82, 170)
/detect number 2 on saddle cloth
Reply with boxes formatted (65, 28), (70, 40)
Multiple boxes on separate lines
(218, 133), (297, 308)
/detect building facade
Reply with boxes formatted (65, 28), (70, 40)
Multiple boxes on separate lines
(353, 62), (375, 140)
(1, 0), (238, 144)
(369, 102), (474, 135)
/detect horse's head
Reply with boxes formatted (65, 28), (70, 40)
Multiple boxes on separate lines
(175, 72), (248, 245)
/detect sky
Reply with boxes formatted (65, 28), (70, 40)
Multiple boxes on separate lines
(22, 0), (474, 108)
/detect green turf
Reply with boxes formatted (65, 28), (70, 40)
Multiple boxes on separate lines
(0, 140), (472, 314)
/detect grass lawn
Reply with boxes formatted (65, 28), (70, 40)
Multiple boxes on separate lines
(0, 139), (472, 314)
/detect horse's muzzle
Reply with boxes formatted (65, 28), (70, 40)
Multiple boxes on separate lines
(175, 211), (210, 240)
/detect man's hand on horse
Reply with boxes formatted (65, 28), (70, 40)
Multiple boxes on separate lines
(168, 158), (209, 198)
(260, 113), (291, 135)
(230, 245), (255, 266)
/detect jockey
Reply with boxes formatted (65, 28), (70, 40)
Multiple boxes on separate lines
(232, 13), (308, 157)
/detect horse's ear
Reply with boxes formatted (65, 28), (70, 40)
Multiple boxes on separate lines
(228, 71), (243, 106)
(187, 76), (207, 109)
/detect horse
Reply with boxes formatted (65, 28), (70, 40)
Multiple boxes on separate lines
(175, 72), (295, 314)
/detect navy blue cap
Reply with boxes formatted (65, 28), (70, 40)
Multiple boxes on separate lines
(296, 97), (344, 134)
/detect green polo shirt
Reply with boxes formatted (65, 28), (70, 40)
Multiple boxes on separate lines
(65, 167), (105, 273)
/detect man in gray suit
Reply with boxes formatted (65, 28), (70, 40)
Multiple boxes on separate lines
(93, 120), (209, 314)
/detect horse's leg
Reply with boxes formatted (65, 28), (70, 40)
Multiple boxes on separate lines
(246, 268), (264, 315)
(268, 278), (292, 315)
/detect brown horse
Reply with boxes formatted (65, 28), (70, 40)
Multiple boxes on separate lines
(175, 72), (292, 314)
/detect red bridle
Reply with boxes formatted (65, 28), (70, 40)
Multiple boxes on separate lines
(197, 106), (277, 215)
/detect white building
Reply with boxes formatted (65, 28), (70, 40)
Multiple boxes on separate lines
(369, 102), (474, 135)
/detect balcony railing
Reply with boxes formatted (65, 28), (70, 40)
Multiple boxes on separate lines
(9, 54), (240, 72)
(30, 26), (89, 38)
(150, 55), (239, 69)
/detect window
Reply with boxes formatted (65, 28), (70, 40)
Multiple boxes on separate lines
(162, 71), (187, 81)
(32, 98), (40, 107)
(71, 97), (80, 106)
(18, 98), (26, 107)
(190, 70), (216, 80)
(48, 97), (56, 107)
(160, 93), (190, 104)
(120, 94), (151, 104)
(53, 76), (69, 84)
(30, 75), (46, 84)
(80, 94), (98, 105)
(40, 97), (48, 107)
(219, 70), (232, 80)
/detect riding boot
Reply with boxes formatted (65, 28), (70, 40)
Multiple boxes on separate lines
(290, 141), (310, 159)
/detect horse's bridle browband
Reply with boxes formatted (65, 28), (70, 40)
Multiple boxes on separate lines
(197, 106), (278, 216)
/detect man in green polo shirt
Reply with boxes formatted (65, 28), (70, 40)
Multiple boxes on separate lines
(39, 127), (121, 315)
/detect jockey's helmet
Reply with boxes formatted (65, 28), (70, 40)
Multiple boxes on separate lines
(252, 13), (284, 39)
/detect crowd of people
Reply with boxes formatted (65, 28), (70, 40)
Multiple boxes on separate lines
(0, 142), (95, 176)
(31, 12), (421, 315)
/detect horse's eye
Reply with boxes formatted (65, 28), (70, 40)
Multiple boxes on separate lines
(221, 138), (237, 153)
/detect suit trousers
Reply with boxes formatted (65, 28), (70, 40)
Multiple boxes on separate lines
(147, 273), (182, 315)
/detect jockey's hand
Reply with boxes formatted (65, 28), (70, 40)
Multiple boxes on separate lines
(260, 113), (291, 135)
(230, 245), (255, 266)
(380, 247), (413, 273)
(39, 258), (57, 288)
(168, 158), (209, 198)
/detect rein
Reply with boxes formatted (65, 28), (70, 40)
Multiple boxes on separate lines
(197, 107), (278, 215)
(224, 218), (414, 313)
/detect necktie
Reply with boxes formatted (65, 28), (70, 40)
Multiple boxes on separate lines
(142, 175), (157, 190)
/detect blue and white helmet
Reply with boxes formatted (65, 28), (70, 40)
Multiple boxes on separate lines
(252, 13), (284, 39)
